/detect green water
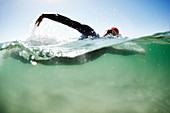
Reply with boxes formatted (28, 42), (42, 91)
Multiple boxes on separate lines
(0, 41), (170, 113)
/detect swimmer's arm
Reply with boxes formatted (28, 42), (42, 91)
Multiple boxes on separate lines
(35, 14), (80, 27)
(35, 13), (97, 37)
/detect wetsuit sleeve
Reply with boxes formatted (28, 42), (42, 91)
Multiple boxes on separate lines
(38, 14), (97, 37)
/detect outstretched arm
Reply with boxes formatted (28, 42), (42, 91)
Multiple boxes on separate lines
(35, 13), (97, 37)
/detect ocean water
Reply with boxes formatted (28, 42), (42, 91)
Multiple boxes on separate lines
(0, 31), (170, 113)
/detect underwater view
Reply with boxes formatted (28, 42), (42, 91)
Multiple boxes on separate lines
(0, 31), (170, 113)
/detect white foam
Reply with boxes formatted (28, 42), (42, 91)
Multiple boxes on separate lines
(26, 18), (81, 43)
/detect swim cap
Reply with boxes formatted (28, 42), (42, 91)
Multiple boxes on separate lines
(110, 27), (119, 35)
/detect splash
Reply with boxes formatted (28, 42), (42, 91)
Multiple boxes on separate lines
(26, 18), (80, 45)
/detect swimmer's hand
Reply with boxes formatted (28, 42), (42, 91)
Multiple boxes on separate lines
(35, 14), (44, 27)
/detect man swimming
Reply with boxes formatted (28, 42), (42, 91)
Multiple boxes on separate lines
(35, 13), (120, 39)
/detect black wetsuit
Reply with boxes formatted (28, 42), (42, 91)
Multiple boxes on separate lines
(40, 14), (97, 39)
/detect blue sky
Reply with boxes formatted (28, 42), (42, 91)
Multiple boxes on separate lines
(0, 0), (170, 42)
